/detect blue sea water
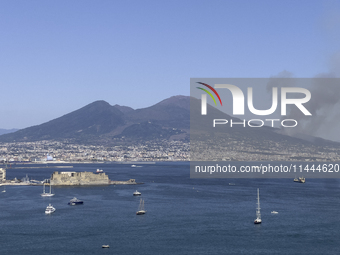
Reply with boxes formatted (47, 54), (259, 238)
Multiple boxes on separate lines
(1, 162), (340, 255)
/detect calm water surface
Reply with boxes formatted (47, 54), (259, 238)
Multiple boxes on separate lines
(0, 162), (340, 255)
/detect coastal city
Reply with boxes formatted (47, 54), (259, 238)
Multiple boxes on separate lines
(0, 140), (190, 163)
(0, 137), (339, 163)
(191, 137), (340, 162)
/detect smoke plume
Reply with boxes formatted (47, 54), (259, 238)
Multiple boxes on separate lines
(267, 54), (340, 142)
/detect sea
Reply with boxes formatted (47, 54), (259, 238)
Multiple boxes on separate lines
(1, 162), (340, 255)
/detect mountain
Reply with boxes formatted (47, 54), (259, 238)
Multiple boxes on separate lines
(0, 100), (125, 142)
(113, 104), (134, 114)
(0, 95), (339, 156)
(108, 95), (191, 142)
(0, 129), (18, 136)
(116, 121), (184, 140)
(0, 96), (191, 143)
(125, 95), (190, 129)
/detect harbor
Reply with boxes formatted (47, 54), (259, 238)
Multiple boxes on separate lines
(0, 166), (141, 186)
(0, 179), (140, 186)
(0, 162), (339, 255)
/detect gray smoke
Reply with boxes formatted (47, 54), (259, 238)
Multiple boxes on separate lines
(267, 54), (340, 142)
(265, 4), (340, 142)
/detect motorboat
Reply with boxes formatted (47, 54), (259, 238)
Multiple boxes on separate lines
(298, 177), (305, 183)
(271, 211), (278, 214)
(133, 190), (141, 196)
(96, 169), (104, 173)
(68, 197), (84, 205)
(45, 204), (56, 214)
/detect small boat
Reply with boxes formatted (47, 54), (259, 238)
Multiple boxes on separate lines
(102, 245), (110, 248)
(45, 204), (56, 214)
(68, 197), (84, 205)
(254, 188), (262, 224)
(1, 186), (6, 193)
(133, 190), (141, 196)
(271, 211), (278, 214)
(298, 177), (305, 183)
(229, 183), (235, 186)
(41, 183), (55, 197)
(293, 177), (299, 182)
(96, 169), (103, 173)
(136, 198), (146, 215)
(131, 165), (137, 167)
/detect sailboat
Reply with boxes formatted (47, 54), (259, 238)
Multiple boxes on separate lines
(254, 188), (262, 224)
(1, 186), (6, 193)
(136, 198), (146, 215)
(41, 183), (55, 197)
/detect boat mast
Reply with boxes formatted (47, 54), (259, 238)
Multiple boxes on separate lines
(256, 188), (261, 219)
(139, 199), (145, 211)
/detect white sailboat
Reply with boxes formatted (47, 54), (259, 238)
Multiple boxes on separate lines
(254, 188), (262, 224)
(136, 198), (146, 215)
(41, 183), (55, 197)
(1, 186), (6, 193)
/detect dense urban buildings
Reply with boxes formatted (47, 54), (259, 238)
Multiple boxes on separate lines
(0, 140), (189, 162)
(0, 138), (339, 163)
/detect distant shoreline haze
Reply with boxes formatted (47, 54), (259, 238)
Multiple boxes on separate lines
(0, 129), (18, 136)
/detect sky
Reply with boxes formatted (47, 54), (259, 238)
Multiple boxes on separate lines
(0, 0), (340, 129)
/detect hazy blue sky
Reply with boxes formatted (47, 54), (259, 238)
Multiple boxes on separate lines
(1, 0), (339, 129)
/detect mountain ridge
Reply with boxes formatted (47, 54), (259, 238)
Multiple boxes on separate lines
(0, 95), (339, 151)
(0, 96), (191, 143)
